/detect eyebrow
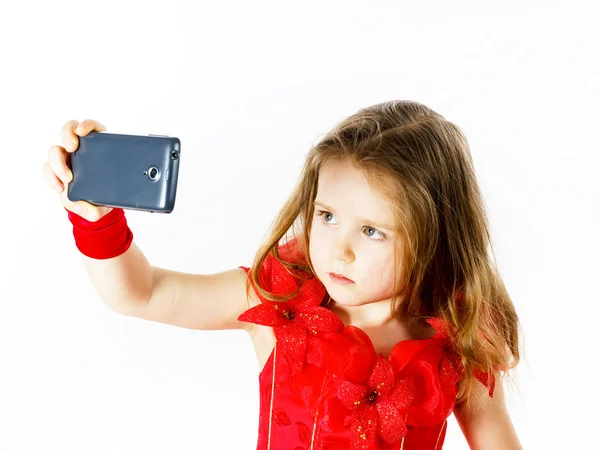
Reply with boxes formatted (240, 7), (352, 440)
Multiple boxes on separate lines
(313, 200), (395, 232)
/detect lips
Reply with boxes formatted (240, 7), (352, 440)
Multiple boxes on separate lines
(329, 272), (354, 283)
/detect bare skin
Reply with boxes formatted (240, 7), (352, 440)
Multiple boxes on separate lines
(41, 120), (423, 366)
(44, 119), (522, 449)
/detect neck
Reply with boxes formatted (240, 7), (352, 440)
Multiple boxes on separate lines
(329, 297), (397, 329)
(328, 295), (435, 342)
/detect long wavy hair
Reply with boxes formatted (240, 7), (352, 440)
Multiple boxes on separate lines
(246, 100), (521, 407)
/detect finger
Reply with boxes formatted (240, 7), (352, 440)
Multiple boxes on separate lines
(47, 145), (72, 184)
(75, 119), (107, 137)
(71, 203), (112, 222)
(58, 181), (76, 210)
(61, 120), (80, 153)
(42, 162), (66, 193)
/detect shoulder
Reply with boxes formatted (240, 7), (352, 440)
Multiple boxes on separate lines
(237, 238), (310, 322)
(241, 238), (310, 298)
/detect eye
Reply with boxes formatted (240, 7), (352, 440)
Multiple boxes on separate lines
(315, 210), (338, 224)
(363, 226), (386, 240)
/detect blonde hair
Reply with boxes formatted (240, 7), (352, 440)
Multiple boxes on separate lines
(246, 100), (521, 407)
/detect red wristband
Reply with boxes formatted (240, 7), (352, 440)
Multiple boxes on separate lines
(66, 207), (134, 260)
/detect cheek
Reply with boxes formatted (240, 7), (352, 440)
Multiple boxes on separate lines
(359, 251), (397, 294)
(308, 227), (327, 270)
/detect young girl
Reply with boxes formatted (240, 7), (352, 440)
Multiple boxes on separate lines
(43, 100), (522, 449)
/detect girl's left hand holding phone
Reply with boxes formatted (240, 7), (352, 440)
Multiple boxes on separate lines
(43, 119), (114, 222)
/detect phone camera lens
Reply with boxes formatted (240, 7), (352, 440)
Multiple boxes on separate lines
(148, 166), (160, 181)
(171, 151), (179, 160)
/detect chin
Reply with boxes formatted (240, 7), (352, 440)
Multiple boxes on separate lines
(323, 282), (368, 307)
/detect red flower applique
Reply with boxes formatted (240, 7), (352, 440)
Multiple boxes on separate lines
(334, 355), (417, 449)
(238, 253), (344, 372)
(425, 317), (496, 397)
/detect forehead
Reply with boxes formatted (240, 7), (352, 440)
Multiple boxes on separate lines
(316, 159), (396, 224)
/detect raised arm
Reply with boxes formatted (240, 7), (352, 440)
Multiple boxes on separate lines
(44, 119), (259, 333)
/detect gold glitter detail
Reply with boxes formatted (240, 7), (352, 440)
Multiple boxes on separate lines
(367, 390), (378, 403)
(308, 370), (329, 450)
(398, 411), (409, 450)
(267, 346), (277, 450)
(434, 420), (447, 449)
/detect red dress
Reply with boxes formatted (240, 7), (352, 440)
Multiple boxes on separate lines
(238, 246), (494, 450)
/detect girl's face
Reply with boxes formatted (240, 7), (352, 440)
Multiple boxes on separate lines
(309, 159), (401, 307)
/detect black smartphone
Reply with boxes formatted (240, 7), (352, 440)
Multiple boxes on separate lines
(67, 131), (181, 213)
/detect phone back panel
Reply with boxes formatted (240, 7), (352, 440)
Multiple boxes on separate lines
(67, 132), (181, 213)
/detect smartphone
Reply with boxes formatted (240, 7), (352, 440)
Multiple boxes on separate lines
(67, 131), (181, 213)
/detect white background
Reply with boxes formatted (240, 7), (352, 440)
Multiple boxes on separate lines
(1, 0), (598, 448)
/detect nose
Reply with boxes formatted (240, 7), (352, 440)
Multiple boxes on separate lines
(330, 234), (355, 264)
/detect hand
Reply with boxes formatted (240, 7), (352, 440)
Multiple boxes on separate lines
(43, 119), (114, 222)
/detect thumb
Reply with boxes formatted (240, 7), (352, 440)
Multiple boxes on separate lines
(72, 202), (87, 218)
(73, 203), (112, 222)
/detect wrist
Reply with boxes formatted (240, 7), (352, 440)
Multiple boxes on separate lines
(66, 207), (134, 259)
